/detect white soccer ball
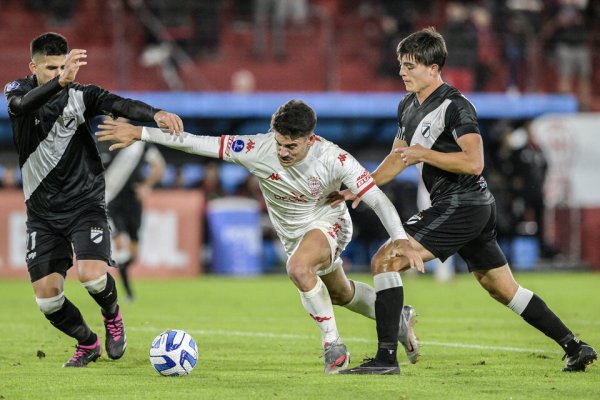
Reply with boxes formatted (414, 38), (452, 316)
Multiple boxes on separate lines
(149, 330), (198, 376)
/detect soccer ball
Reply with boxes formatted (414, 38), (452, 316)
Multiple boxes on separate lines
(149, 330), (198, 376)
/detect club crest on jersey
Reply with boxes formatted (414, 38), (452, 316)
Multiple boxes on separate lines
(421, 122), (431, 138)
(308, 176), (321, 196)
(232, 139), (245, 152)
(90, 227), (103, 244)
(406, 212), (423, 225)
(5, 81), (20, 92)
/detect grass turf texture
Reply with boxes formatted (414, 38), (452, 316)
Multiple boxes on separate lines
(0, 272), (598, 399)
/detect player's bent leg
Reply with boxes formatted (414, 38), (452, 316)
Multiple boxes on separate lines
(320, 262), (355, 306)
(79, 260), (126, 360)
(474, 265), (597, 372)
(287, 230), (349, 373)
(34, 274), (101, 367)
(344, 243), (407, 372)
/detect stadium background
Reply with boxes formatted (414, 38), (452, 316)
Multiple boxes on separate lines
(1, 0), (600, 278)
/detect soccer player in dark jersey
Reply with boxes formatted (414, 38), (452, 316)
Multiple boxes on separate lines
(102, 140), (166, 302)
(332, 27), (597, 374)
(4, 32), (183, 368)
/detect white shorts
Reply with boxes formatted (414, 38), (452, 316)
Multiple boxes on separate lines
(281, 215), (352, 276)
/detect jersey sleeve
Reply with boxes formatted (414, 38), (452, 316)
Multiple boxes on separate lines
(219, 133), (265, 171)
(83, 85), (159, 122)
(141, 127), (222, 158)
(446, 96), (480, 138)
(330, 147), (408, 241)
(331, 148), (376, 198)
(5, 77), (61, 116)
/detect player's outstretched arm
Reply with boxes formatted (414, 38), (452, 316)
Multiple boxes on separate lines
(97, 118), (142, 151)
(97, 117), (224, 159)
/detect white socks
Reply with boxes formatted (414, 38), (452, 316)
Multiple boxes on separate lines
(299, 277), (339, 345)
(343, 280), (376, 320)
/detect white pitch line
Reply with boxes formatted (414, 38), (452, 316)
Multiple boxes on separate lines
(130, 326), (560, 354)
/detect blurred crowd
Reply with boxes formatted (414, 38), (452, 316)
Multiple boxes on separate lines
(10, 0), (598, 106)
(3, 0), (594, 272)
(0, 115), (557, 271)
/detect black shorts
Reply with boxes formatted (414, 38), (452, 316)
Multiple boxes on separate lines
(108, 199), (142, 241)
(403, 201), (507, 272)
(25, 206), (115, 282)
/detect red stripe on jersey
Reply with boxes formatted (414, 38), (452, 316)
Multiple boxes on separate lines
(219, 135), (226, 159)
(357, 181), (376, 197)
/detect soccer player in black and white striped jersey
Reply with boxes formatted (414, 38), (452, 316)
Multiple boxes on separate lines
(333, 27), (596, 374)
(4, 32), (182, 368)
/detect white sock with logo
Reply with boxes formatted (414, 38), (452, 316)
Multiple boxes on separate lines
(299, 276), (339, 345)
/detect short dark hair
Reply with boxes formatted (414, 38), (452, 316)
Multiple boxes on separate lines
(270, 100), (316, 138)
(396, 27), (447, 69)
(30, 32), (68, 59)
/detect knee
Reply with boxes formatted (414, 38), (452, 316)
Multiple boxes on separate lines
(370, 251), (408, 274)
(286, 260), (312, 287)
(480, 281), (514, 305)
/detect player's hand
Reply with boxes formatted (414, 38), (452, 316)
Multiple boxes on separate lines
(393, 144), (426, 166)
(154, 110), (183, 134)
(96, 117), (142, 151)
(391, 239), (424, 273)
(325, 189), (362, 209)
(59, 49), (87, 87)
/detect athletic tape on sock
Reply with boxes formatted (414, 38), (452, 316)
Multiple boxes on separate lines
(36, 292), (65, 314)
(507, 286), (534, 315)
(82, 273), (108, 294)
(374, 272), (403, 292)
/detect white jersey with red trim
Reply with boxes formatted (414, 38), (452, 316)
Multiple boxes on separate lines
(141, 127), (407, 245)
(220, 132), (374, 241)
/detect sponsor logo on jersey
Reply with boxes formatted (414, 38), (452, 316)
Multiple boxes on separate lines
(246, 139), (255, 153)
(337, 153), (347, 166)
(267, 172), (281, 181)
(274, 191), (308, 203)
(90, 227), (104, 244)
(232, 139), (245, 152)
(355, 169), (371, 189)
(5, 81), (19, 92)
(421, 122), (431, 138)
(406, 212), (423, 225)
(308, 176), (321, 196)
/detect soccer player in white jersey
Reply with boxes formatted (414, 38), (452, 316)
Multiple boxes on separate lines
(96, 100), (423, 374)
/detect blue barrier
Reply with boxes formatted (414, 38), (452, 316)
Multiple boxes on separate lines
(0, 92), (577, 119)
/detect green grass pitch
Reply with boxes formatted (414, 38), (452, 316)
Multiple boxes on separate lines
(0, 272), (598, 399)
